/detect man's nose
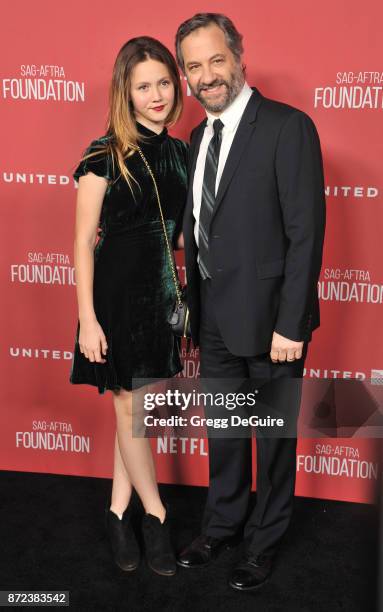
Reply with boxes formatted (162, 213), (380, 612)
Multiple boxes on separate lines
(200, 65), (216, 85)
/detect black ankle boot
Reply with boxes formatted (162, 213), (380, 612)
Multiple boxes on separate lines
(141, 505), (176, 576)
(105, 505), (140, 571)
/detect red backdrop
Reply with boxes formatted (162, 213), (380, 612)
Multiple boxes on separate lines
(1, 0), (382, 504)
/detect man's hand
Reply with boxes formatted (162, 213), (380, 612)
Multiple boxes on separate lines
(270, 331), (303, 363)
(176, 232), (184, 249)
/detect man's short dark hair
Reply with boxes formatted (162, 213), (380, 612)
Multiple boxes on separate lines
(175, 13), (244, 72)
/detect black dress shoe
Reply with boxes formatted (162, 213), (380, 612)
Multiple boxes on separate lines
(177, 534), (236, 568)
(105, 505), (140, 572)
(229, 553), (272, 591)
(141, 504), (176, 576)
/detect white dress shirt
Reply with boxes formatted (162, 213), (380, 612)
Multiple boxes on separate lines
(193, 81), (253, 249)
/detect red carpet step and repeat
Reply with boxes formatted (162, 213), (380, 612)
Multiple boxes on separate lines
(1, 0), (382, 504)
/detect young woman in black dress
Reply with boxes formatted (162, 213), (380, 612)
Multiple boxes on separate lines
(69, 37), (188, 576)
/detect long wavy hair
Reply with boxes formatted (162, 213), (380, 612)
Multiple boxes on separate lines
(79, 36), (183, 192)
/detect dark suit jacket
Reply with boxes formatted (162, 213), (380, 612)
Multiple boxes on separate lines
(183, 86), (326, 356)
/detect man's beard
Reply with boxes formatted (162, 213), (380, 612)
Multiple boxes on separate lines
(191, 66), (245, 113)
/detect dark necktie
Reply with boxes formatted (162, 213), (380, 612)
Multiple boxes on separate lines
(198, 118), (224, 279)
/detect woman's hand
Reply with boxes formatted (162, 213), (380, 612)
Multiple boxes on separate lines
(79, 318), (108, 363)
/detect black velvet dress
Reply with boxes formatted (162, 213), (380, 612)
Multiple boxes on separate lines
(69, 122), (188, 394)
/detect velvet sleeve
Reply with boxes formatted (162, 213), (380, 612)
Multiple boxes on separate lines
(73, 138), (113, 182)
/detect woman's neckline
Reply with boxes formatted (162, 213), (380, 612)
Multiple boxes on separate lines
(136, 121), (168, 144)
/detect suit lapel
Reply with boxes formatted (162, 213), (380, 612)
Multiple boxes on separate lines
(184, 119), (206, 224)
(212, 89), (263, 220)
(183, 88), (263, 241)
(189, 120), (206, 176)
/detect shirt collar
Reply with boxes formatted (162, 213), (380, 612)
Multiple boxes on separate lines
(206, 82), (253, 132)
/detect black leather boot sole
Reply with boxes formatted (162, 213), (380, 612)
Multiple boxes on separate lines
(229, 577), (269, 591)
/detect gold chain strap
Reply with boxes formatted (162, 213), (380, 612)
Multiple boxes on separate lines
(136, 146), (182, 307)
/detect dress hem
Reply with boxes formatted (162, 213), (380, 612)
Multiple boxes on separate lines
(69, 365), (184, 395)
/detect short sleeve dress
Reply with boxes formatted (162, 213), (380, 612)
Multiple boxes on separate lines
(69, 122), (189, 394)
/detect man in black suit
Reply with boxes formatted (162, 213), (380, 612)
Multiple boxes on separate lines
(175, 13), (326, 590)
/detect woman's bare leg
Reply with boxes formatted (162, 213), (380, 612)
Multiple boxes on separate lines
(112, 388), (166, 522)
(110, 430), (133, 517)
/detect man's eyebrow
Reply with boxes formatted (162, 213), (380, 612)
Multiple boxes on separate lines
(186, 53), (225, 67)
